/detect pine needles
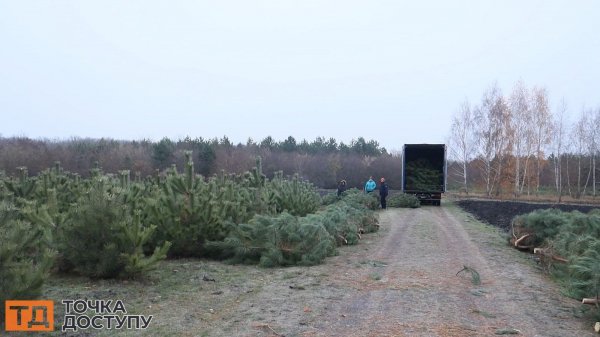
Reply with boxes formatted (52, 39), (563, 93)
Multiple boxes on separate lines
(210, 189), (378, 267)
(456, 265), (481, 285)
(512, 208), (600, 318)
(387, 193), (421, 208)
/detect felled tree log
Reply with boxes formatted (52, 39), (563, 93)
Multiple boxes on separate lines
(510, 234), (533, 250)
(534, 248), (568, 263)
(582, 298), (599, 305)
(514, 234), (531, 246)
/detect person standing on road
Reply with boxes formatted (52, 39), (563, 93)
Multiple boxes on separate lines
(379, 177), (389, 209)
(364, 176), (376, 193)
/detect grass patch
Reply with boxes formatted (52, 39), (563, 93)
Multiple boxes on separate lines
(369, 273), (382, 281)
(471, 309), (497, 318)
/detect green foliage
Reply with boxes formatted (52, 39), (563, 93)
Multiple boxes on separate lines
(387, 193), (421, 208)
(212, 212), (335, 267)
(121, 211), (171, 278)
(321, 192), (339, 206)
(349, 137), (384, 156)
(513, 209), (600, 252)
(148, 154), (251, 257)
(0, 154), (373, 277)
(513, 208), (600, 317)
(456, 265), (481, 285)
(211, 189), (378, 267)
(568, 241), (600, 300)
(281, 136), (297, 152)
(36, 162), (82, 212)
(147, 155), (320, 258)
(152, 137), (176, 168)
(0, 201), (54, 319)
(317, 200), (379, 245)
(342, 189), (380, 210)
(404, 159), (443, 191)
(3, 167), (37, 200)
(231, 213), (336, 267)
(58, 178), (169, 278)
(511, 209), (567, 247)
(269, 172), (320, 216)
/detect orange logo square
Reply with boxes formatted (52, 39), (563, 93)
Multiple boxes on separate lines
(5, 300), (54, 331)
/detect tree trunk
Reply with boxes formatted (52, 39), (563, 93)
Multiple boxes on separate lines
(462, 160), (468, 194)
(593, 154), (596, 197)
(566, 155), (572, 198)
(515, 155), (521, 197)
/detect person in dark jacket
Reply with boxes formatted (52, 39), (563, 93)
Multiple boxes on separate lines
(337, 179), (347, 197)
(379, 177), (389, 209)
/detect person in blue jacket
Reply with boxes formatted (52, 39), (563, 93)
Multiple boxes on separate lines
(364, 176), (376, 193)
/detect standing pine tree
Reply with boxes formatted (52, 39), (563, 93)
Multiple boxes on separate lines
(0, 200), (54, 322)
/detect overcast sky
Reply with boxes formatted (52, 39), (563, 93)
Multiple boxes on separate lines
(1, 1), (598, 152)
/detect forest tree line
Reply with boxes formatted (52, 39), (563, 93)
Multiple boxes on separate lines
(448, 80), (600, 200)
(6, 79), (599, 198)
(0, 135), (402, 190)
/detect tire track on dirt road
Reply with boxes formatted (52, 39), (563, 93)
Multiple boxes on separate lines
(312, 206), (594, 337)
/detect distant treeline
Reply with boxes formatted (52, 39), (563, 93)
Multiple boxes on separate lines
(0, 136), (402, 189)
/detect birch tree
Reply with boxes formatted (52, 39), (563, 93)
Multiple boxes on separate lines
(474, 83), (512, 196)
(530, 86), (552, 194)
(592, 108), (600, 197)
(581, 108), (597, 196)
(509, 80), (533, 196)
(571, 109), (594, 198)
(449, 99), (475, 193)
(551, 100), (567, 202)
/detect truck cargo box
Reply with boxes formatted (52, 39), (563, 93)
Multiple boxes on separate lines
(402, 144), (447, 205)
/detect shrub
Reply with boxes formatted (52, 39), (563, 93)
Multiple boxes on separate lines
(270, 172), (321, 216)
(0, 201), (54, 320)
(149, 156), (323, 258)
(212, 212), (336, 267)
(210, 189), (378, 267)
(512, 208), (600, 318)
(59, 178), (169, 278)
(343, 189), (379, 210)
(567, 239), (600, 301)
(321, 192), (339, 206)
(148, 159), (249, 258)
(511, 209), (567, 247)
(387, 193), (421, 208)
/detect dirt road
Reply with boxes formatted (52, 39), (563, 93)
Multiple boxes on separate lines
(203, 204), (594, 337)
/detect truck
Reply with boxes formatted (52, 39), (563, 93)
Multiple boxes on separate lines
(401, 144), (447, 206)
